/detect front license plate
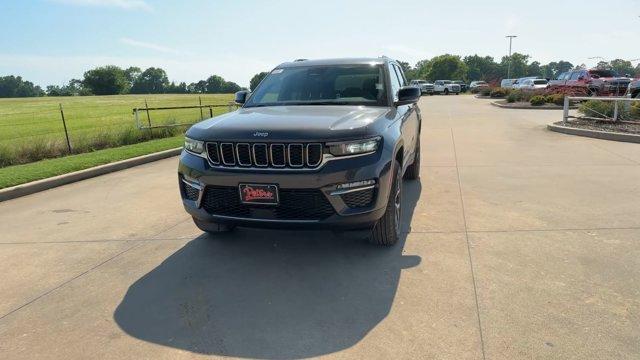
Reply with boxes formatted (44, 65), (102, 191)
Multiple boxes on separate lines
(239, 183), (279, 205)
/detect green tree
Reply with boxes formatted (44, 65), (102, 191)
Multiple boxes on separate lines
(418, 54), (468, 81)
(527, 61), (543, 77)
(82, 65), (129, 95)
(205, 75), (225, 93)
(542, 61), (574, 79)
(609, 59), (635, 76)
(500, 53), (530, 78)
(463, 55), (500, 81)
(188, 80), (207, 93)
(222, 81), (241, 93)
(0, 76), (45, 98)
(130, 67), (169, 94)
(249, 72), (269, 91)
(124, 66), (141, 87)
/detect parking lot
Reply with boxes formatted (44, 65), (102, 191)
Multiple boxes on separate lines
(0, 95), (639, 359)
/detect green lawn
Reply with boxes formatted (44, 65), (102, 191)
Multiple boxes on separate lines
(0, 94), (233, 147)
(0, 136), (183, 189)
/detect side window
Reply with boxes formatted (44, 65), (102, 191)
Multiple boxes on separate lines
(569, 72), (580, 80)
(557, 72), (566, 80)
(388, 63), (402, 99)
(393, 64), (407, 87)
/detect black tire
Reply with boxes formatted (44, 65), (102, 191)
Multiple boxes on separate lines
(588, 88), (599, 97)
(368, 160), (402, 246)
(193, 217), (235, 234)
(404, 137), (420, 180)
(444, 89), (450, 95)
(455, 92), (460, 95)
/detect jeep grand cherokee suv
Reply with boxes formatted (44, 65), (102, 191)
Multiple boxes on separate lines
(178, 58), (422, 246)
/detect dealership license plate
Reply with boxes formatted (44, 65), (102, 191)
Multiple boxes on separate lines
(239, 184), (279, 205)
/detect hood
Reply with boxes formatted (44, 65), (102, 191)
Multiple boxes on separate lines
(186, 105), (393, 142)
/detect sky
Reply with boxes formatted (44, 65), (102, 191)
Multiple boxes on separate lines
(0, 0), (638, 88)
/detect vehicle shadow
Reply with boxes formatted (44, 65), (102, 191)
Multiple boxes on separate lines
(114, 180), (422, 359)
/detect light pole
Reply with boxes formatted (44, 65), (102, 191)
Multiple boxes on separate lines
(505, 35), (517, 79)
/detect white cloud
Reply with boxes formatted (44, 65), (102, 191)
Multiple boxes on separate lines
(120, 38), (184, 55)
(49, 0), (152, 11)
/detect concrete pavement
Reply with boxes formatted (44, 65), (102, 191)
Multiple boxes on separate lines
(0, 96), (638, 359)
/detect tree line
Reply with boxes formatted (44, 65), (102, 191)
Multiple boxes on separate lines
(2, 55), (639, 98)
(399, 53), (640, 83)
(0, 65), (243, 98)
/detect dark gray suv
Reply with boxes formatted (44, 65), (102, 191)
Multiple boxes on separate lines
(178, 57), (421, 245)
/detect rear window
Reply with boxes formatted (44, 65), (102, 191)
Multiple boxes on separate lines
(590, 69), (619, 78)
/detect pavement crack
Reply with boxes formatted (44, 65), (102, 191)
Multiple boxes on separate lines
(451, 127), (487, 360)
(0, 241), (142, 322)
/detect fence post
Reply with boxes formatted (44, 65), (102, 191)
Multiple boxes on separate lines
(563, 96), (570, 124)
(199, 96), (204, 120)
(59, 104), (72, 153)
(209, 106), (213, 118)
(613, 100), (619, 122)
(144, 99), (153, 136)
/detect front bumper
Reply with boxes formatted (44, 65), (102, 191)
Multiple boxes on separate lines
(178, 148), (393, 230)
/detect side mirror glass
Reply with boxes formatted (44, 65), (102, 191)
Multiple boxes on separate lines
(395, 86), (420, 106)
(234, 90), (250, 104)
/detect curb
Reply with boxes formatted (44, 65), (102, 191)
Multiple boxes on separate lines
(491, 101), (574, 110)
(0, 147), (182, 203)
(547, 123), (640, 144)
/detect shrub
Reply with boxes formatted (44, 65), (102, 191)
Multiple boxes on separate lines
(549, 94), (566, 106)
(579, 100), (614, 118)
(478, 87), (492, 96)
(530, 95), (546, 106)
(490, 87), (510, 98)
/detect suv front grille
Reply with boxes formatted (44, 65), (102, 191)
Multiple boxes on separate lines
(206, 142), (323, 169)
(201, 186), (335, 220)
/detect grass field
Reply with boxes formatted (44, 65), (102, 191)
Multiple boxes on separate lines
(0, 94), (234, 167)
(0, 136), (183, 189)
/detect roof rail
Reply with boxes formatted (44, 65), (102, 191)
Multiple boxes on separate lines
(294, 58), (307, 62)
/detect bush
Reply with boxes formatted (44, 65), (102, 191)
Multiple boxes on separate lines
(478, 87), (492, 96)
(490, 87), (510, 98)
(579, 100), (614, 118)
(548, 93), (566, 106)
(507, 89), (525, 103)
(530, 95), (546, 106)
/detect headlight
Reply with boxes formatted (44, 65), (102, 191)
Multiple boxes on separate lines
(328, 137), (380, 156)
(184, 137), (204, 154)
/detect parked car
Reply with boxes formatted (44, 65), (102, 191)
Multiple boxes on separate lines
(548, 69), (632, 96)
(178, 57), (422, 246)
(517, 78), (548, 91)
(433, 80), (461, 95)
(627, 80), (640, 98)
(500, 79), (517, 88)
(452, 80), (467, 92)
(469, 81), (489, 92)
(512, 76), (539, 89)
(410, 79), (434, 95)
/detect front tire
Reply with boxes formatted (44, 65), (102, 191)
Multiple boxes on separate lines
(193, 217), (235, 234)
(444, 89), (450, 95)
(368, 160), (402, 246)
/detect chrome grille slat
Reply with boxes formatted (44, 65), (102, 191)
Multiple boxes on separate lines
(270, 144), (286, 167)
(220, 143), (236, 165)
(236, 143), (252, 166)
(288, 144), (304, 167)
(253, 144), (269, 167)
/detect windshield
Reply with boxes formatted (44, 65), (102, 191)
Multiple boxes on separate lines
(590, 69), (619, 78)
(245, 64), (388, 107)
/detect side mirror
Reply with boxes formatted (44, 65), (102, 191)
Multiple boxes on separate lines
(395, 86), (420, 106)
(234, 90), (250, 104)
(578, 76), (585, 80)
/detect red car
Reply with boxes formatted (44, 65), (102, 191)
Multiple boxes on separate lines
(548, 69), (631, 96)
